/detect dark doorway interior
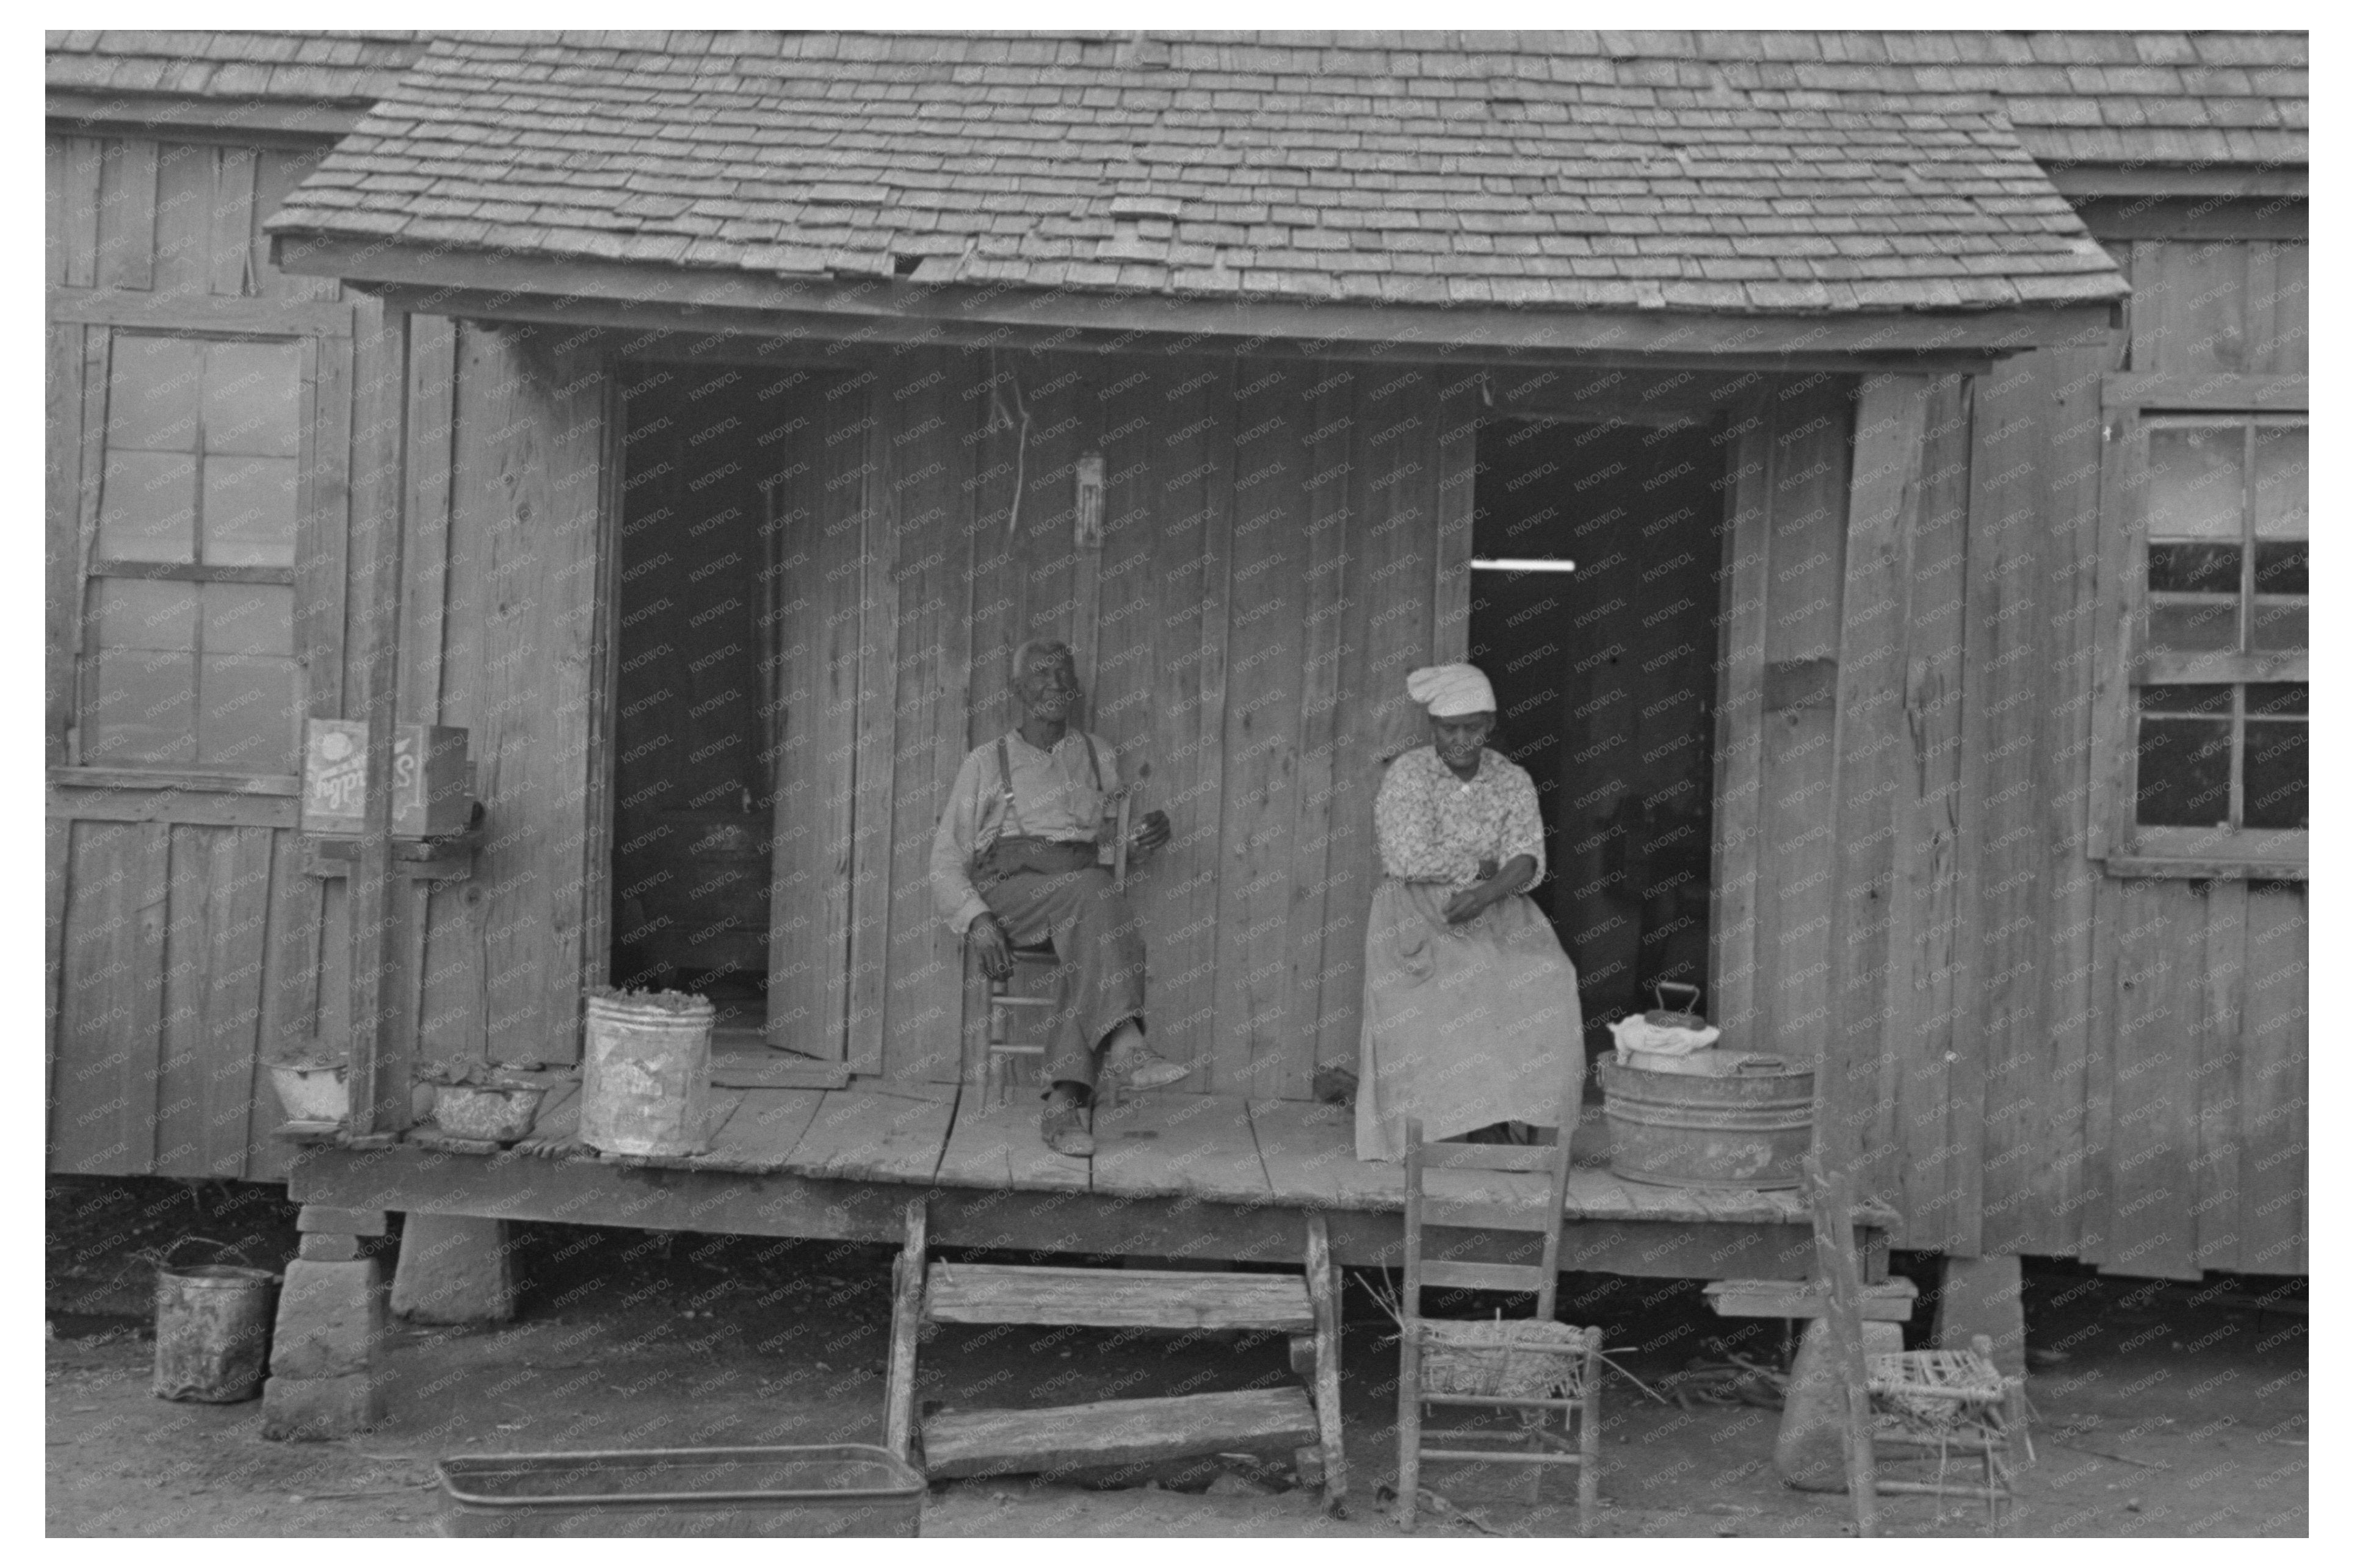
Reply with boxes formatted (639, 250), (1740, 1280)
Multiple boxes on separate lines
(607, 364), (797, 1031)
(1469, 418), (1726, 1069)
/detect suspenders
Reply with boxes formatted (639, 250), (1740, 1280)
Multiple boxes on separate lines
(993, 732), (1103, 844)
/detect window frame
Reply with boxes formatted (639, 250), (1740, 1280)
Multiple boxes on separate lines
(2091, 373), (2309, 879)
(54, 311), (337, 791)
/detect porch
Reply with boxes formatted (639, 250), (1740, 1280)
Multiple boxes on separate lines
(281, 1083), (1885, 1280)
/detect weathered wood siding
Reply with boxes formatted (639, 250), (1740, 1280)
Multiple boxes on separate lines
(392, 322), (616, 1068)
(748, 348), (1469, 1094)
(46, 130), (353, 1179)
(1817, 228), (2308, 1274)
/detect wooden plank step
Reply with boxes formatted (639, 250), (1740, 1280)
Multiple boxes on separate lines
(922, 1388), (1317, 1479)
(924, 1263), (1312, 1331)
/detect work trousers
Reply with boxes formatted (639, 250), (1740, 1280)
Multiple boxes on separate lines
(973, 839), (1149, 1094)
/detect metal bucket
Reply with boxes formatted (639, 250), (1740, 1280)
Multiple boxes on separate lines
(581, 991), (714, 1157)
(1599, 1055), (1814, 1191)
(153, 1263), (279, 1403)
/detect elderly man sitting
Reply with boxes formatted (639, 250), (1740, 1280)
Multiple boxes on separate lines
(930, 639), (1189, 1157)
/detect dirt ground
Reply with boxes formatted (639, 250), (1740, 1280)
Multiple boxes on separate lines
(47, 1176), (2308, 1537)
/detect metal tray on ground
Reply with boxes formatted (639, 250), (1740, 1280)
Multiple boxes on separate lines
(436, 1443), (924, 1537)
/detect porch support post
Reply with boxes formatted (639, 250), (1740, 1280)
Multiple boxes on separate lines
(1817, 372), (1973, 1213)
(347, 305), (414, 1137)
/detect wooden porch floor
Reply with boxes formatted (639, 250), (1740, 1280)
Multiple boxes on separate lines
(392, 1081), (1816, 1230)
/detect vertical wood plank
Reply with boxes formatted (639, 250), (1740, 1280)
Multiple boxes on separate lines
(67, 324), (113, 767)
(2236, 885), (2306, 1272)
(769, 374), (867, 1062)
(399, 316), (460, 723)
(2026, 333), (2123, 1258)
(422, 325), (488, 1056)
(45, 815), (73, 1115)
(177, 826), (272, 1176)
(1083, 352), (1169, 1076)
(443, 325), (610, 1066)
(2193, 880), (2248, 1269)
(1754, 382), (1851, 1066)
(1184, 359), (1238, 1080)
(148, 139), (214, 300)
(847, 370), (901, 1077)
(1432, 372), (1478, 663)
(46, 136), (67, 286)
(154, 824), (214, 1173)
(60, 137), (102, 289)
(303, 322), (354, 728)
(2260, 243), (2308, 374)
(1212, 357), (1305, 1099)
(909, 355), (982, 1081)
(208, 146), (258, 297)
(1952, 356), (2046, 1257)
(1709, 410), (1774, 1047)
(249, 826), (303, 1180)
(1891, 377), (1974, 1254)
(1819, 374), (1928, 1196)
(395, 316), (462, 1068)
(1283, 366), (1354, 1091)
(51, 821), (168, 1174)
(1128, 360), (1230, 1074)
(347, 305), (413, 1132)
(47, 324), (87, 763)
(93, 135), (158, 292)
(2102, 881), (2203, 1279)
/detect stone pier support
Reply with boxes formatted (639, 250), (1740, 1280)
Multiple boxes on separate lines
(392, 1212), (519, 1324)
(261, 1207), (388, 1440)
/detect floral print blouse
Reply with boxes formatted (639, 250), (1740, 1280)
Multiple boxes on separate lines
(1374, 746), (1547, 892)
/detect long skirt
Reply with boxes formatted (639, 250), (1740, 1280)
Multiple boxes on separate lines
(1354, 880), (1583, 1162)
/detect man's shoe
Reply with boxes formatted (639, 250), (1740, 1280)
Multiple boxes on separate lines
(1106, 1040), (1192, 1091)
(1041, 1100), (1096, 1159)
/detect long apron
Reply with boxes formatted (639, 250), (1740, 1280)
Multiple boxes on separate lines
(1354, 880), (1582, 1162)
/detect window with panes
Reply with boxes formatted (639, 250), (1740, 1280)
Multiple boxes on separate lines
(77, 332), (304, 773)
(2113, 410), (2307, 865)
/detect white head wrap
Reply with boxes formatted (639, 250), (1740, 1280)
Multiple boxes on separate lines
(1406, 663), (1496, 718)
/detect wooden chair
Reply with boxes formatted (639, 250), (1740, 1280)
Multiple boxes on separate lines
(1806, 1158), (2024, 1532)
(980, 941), (1060, 1108)
(1394, 1071), (1601, 1533)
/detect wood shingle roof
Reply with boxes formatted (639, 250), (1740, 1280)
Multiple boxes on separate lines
(265, 31), (2165, 316)
(45, 30), (426, 107)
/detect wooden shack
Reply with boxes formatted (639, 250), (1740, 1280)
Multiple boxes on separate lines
(46, 31), (2305, 1290)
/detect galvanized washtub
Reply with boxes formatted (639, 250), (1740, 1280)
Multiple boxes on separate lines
(1598, 1052), (1814, 1191)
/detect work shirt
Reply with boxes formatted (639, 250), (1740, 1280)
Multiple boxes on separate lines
(1373, 746), (1547, 892)
(929, 728), (1121, 934)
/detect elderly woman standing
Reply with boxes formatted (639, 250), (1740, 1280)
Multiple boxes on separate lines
(1355, 663), (1584, 1162)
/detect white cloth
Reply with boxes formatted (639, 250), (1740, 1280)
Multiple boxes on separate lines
(1406, 663), (1496, 717)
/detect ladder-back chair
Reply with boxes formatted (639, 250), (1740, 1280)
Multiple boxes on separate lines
(1394, 1061), (1601, 1533)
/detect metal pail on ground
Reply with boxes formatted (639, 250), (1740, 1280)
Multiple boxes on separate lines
(580, 990), (715, 1156)
(1599, 1053), (1815, 1191)
(152, 1263), (280, 1403)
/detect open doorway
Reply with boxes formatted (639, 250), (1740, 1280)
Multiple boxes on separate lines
(606, 363), (798, 1036)
(1469, 417), (1726, 1072)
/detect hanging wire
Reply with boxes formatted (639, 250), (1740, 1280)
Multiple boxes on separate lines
(987, 350), (1032, 542)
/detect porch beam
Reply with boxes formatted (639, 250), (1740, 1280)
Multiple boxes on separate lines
(276, 237), (2101, 366)
(284, 1146), (1877, 1281)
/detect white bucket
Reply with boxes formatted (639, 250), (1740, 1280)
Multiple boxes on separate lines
(579, 992), (714, 1156)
